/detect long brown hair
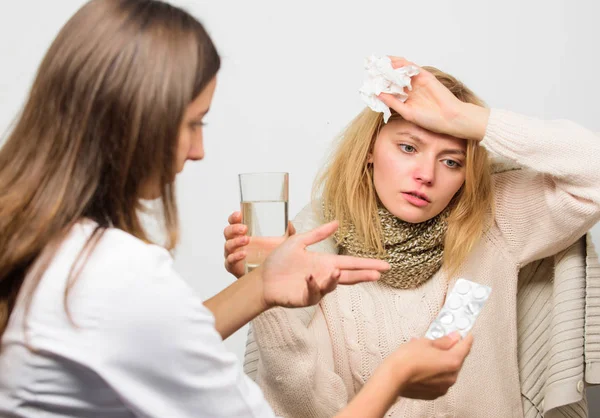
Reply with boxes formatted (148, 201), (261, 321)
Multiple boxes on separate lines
(0, 0), (220, 338)
(315, 67), (493, 277)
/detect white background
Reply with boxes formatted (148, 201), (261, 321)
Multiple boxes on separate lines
(1, 0), (599, 411)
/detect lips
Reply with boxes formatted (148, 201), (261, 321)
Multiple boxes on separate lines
(404, 190), (430, 202)
(401, 191), (430, 207)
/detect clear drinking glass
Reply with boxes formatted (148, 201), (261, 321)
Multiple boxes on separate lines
(238, 172), (289, 273)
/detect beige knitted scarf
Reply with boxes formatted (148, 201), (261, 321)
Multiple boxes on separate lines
(336, 206), (449, 289)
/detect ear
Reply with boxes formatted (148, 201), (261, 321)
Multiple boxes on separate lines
(367, 153), (373, 164)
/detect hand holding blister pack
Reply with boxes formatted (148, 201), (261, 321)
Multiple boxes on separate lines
(425, 278), (491, 340)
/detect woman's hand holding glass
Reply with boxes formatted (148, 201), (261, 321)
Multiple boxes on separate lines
(224, 210), (297, 279)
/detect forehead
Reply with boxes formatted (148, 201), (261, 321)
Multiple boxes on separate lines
(186, 77), (217, 114)
(380, 119), (466, 150)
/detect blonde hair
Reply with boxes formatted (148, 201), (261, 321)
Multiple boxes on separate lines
(0, 0), (220, 339)
(314, 66), (493, 277)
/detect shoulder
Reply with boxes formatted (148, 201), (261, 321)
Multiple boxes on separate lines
(90, 224), (173, 271)
(292, 201), (338, 254)
(293, 201), (325, 230)
(68, 222), (176, 287)
(57, 222), (212, 331)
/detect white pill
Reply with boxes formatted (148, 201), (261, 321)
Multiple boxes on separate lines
(473, 287), (488, 300)
(440, 312), (454, 325)
(448, 295), (462, 310)
(456, 280), (471, 295)
(456, 317), (471, 330)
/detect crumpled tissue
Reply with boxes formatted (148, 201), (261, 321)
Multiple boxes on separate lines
(358, 55), (419, 123)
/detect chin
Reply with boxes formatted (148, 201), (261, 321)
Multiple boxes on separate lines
(398, 213), (430, 224)
(386, 204), (434, 224)
(140, 190), (163, 200)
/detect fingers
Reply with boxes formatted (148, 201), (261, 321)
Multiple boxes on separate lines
(225, 249), (246, 265)
(444, 333), (474, 372)
(228, 211), (242, 225)
(378, 91), (404, 106)
(330, 254), (390, 272)
(338, 269), (381, 285)
(223, 223), (247, 240)
(305, 274), (323, 305)
(388, 56), (418, 70)
(452, 333), (474, 359)
(431, 332), (461, 350)
(224, 235), (249, 256)
(420, 372), (458, 388)
(287, 221), (296, 236)
(299, 220), (339, 246)
(378, 91), (411, 111)
(308, 269), (341, 303)
(320, 269), (341, 295)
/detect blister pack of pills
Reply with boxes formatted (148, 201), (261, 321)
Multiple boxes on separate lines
(425, 278), (491, 340)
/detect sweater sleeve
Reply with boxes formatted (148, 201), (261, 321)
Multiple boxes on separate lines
(243, 203), (349, 417)
(482, 109), (600, 266)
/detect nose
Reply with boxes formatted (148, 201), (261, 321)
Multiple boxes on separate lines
(188, 140), (205, 161)
(187, 150), (204, 161)
(413, 159), (435, 186)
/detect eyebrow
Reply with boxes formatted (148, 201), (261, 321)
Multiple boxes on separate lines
(396, 131), (466, 157)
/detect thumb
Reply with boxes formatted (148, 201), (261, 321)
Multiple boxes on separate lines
(378, 93), (411, 118)
(287, 221), (297, 237)
(431, 331), (461, 350)
(299, 221), (339, 247)
(451, 333), (474, 359)
(446, 334), (474, 372)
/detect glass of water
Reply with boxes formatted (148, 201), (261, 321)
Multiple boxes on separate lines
(239, 172), (289, 273)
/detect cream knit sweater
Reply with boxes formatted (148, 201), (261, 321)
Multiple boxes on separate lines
(244, 109), (600, 418)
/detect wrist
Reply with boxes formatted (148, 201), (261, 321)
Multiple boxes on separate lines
(245, 264), (271, 313)
(451, 103), (490, 142)
(385, 352), (412, 393)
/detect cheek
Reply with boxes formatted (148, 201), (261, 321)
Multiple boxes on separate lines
(438, 172), (466, 203)
(191, 134), (205, 159)
(372, 151), (410, 193)
(176, 133), (191, 168)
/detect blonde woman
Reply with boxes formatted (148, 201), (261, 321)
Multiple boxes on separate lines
(224, 58), (600, 417)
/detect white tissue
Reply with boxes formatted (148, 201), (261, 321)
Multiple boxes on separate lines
(359, 55), (420, 123)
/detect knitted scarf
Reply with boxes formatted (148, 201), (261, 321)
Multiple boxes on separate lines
(336, 206), (449, 289)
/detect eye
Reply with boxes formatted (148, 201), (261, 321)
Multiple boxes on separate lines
(443, 159), (462, 169)
(399, 144), (416, 153)
(189, 121), (206, 129)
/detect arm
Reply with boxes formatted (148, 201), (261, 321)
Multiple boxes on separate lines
(466, 107), (600, 265)
(336, 360), (404, 418)
(249, 306), (474, 418)
(98, 265), (472, 418)
(204, 268), (267, 340)
(336, 334), (473, 418)
(206, 220), (388, 340)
